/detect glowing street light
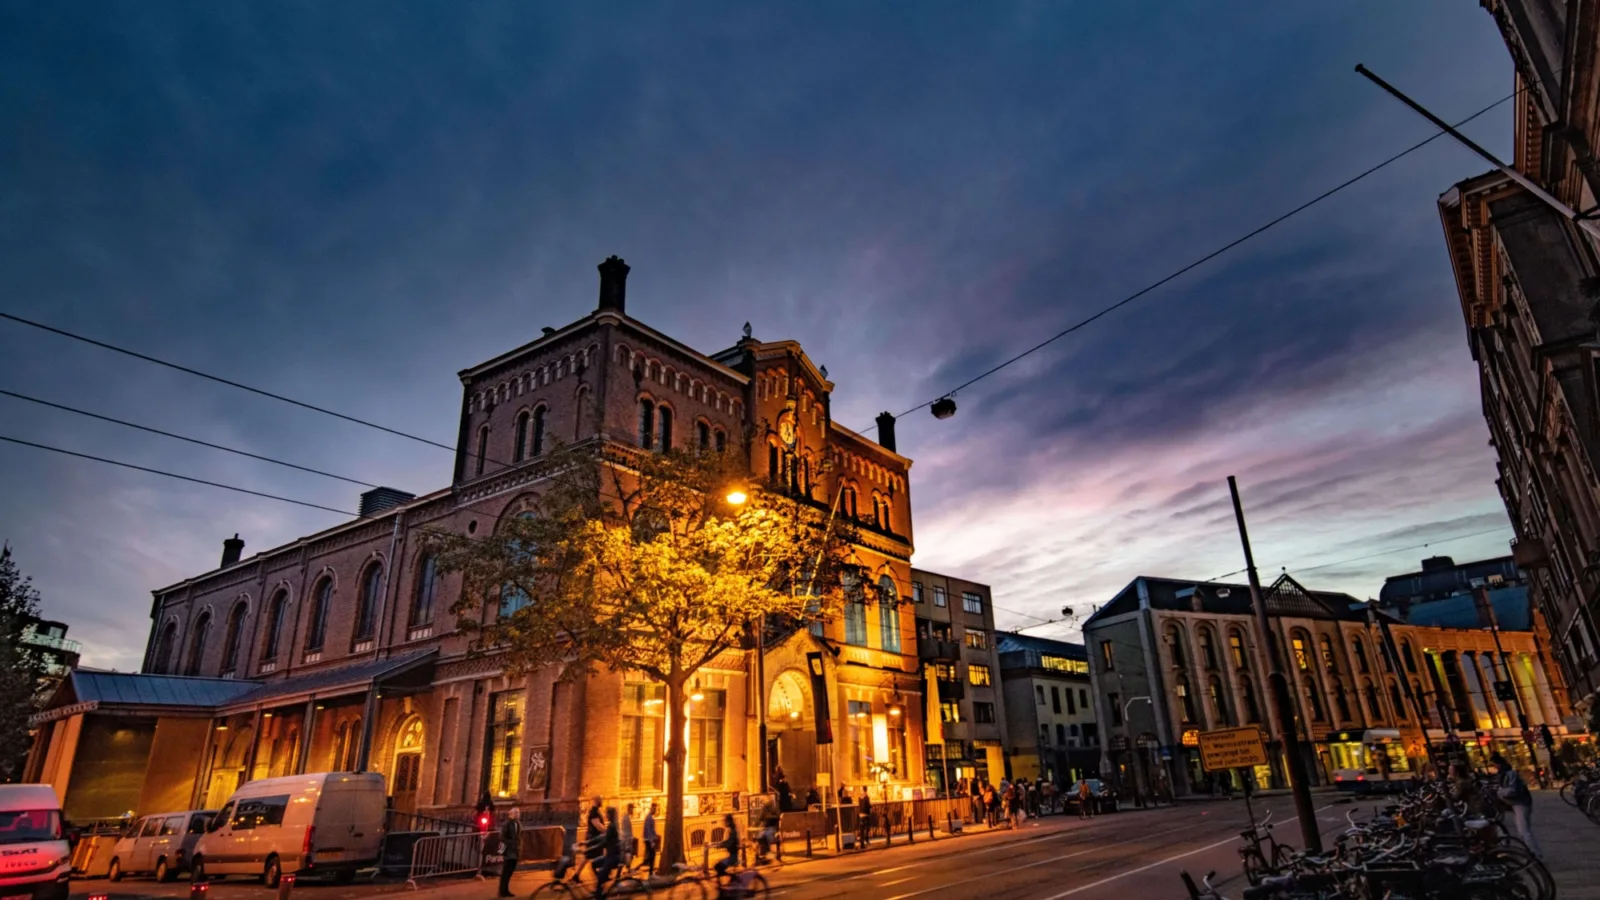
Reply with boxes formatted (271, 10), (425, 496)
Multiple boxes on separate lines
(725, 489), (747, 506)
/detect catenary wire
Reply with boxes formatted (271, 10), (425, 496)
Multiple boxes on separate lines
(0, 388), (381, 489)
(865, 86), (1524, 430)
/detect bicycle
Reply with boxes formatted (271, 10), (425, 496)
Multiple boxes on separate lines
(532, 855), (653, 900)
(1235, 811), (1294, 885)
(660, 858), (769, 900)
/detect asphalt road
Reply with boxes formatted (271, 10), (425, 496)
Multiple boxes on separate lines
(71, 794), (1381, 900)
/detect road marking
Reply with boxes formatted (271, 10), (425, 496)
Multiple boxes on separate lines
(879, 876), (915, 886)
(1033, 804), (1333, 900)
(875, 864), (915, 875)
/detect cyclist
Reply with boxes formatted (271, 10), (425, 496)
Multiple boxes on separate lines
(714, 813), (740, 877)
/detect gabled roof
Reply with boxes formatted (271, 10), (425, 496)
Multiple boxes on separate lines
(1084, 574), (1366, 629)
(220, 649), (437, 712)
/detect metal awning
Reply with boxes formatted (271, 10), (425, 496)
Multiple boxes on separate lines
(29, 669), (260, 726)
(215, 649), (437, 715)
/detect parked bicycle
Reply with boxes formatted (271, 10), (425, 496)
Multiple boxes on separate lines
(661, 858), (770, 900)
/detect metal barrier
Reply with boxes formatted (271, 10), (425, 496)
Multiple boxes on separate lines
(387, 809), (476, 836)
(405, 833), (486, 889)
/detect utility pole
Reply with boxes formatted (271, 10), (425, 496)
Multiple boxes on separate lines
(1228, 476), (1323, 853)
(1474, 587), (1543, 776)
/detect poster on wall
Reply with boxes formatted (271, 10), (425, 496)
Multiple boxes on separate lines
(526, 745), (549, 791)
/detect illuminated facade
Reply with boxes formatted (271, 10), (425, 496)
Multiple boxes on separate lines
(26, 258), (926, 830)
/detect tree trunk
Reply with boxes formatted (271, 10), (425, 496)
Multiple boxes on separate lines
(659, 673), (689, 871)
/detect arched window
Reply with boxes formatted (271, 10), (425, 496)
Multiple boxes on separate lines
(1175, 677), (1197, 723)
(1208, 676), (1231, 725)
(1240, 678), (1261, 724)
(1229, 629), (1249, 669)
(697, 420), (711, 452)
(1401, 640), (1418, 673)
(881, 499), (892, 534)
(1363, 680), (1381, 720)
(154, 621), (177, 673)
(1302, 681), (1325, 721)
(1198, 627), (1219, 670)
(185, 612), (211, 676)
(412, 555), (440, 627)
(768, 443), (780, 482)
(842, 488), (857, 519)
(1352, 639), (1370, 674)
(531, 406), (546, 456)
(475, 425), (489, 476)
(1333, 683), (1352, 722)
(1165, 624), (1188, 669)
(1389, 682), (1408, 721)
(305, 577), (332, 652)
(1318, 634), (1338, 672)
(354, 563), (382, 643)
(262, 590), (288, 661)
(843, 571), (867, 647)
(714, 429), (726, 453)
(500, 513), (536, 617)
(513, 410), (530, 462)
(639, 399), (655, 450)
(656, 404), (672, 451)
(878, 575), (901, 653)
(1291, 631), (1312, 671)
(222, 602), (248, 674)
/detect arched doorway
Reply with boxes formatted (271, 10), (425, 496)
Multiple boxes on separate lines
(767, 671), (816, 802)
(391, 715), (424, 814)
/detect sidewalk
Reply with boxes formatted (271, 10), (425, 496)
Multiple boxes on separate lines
(1535, 790), (1599, 900)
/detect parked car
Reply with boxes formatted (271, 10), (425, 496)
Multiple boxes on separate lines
(0, 784), (71, 900)
(192, 772), (386, 888)
(107, 809), (215, 882)
(1073, 779), (1119, 812)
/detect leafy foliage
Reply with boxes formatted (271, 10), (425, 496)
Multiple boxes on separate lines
(430, 441), (859, 867)
(0, 547), (49, 782)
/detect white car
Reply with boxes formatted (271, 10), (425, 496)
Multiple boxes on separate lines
(0, 785), (70, 900)
(192, 772), (386, 887)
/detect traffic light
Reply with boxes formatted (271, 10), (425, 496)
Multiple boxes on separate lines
(478, 812), (492, 832)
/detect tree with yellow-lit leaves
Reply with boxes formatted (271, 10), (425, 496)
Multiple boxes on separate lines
(430, 442), (859, 870)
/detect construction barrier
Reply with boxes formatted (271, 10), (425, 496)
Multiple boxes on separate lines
(406, 833), (485, 889)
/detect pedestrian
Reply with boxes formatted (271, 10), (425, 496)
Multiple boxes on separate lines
(838, 783), (851, 808)
(572, 796), (605, 884)
(620, 803), (635, 871)
(984, 782), (999, 827)
(804, 786), (821, 809)
(969, 778), (982, 824)
(1078, 779), (1092, 819)
(496, 807), (522, 898)
(775, 767), (793, 812)
(856, 789), (873, 849)
(1492, 754), (1541, 857)
(641, 801), (659, 878)
(596, 807), (622, 888)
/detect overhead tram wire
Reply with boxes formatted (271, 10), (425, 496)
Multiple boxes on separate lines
(862, 86), (1525, 432)
(0, 388), (381, 489)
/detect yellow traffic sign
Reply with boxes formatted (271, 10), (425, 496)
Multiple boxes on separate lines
(1197, 725), (1268, 772)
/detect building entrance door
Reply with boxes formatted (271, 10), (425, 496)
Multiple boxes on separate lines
(391, 716), (424, 814)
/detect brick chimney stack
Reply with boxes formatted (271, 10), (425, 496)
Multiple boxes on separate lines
(598, 255), (630, 314)
(876, 412), (897, 452)
(221, 534), (244, 568)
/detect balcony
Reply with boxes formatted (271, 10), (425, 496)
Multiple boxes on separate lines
(937, 679), (965, 702)
(918, 639), (960, 662)
(22, 631), (80, 655)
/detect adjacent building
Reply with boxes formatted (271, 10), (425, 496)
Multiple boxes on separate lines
(1438, 0), (1600, 710)
(909, 569), (1007, 791)
(995, 632), (1098, 786)
(1083, 571), (1579, 799)
(25, 258), (927, 832)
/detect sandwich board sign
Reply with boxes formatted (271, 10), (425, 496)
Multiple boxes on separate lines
(1197, 725), (1268, 772)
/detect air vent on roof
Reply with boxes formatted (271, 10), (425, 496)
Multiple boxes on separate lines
(359, 487), (416, 518)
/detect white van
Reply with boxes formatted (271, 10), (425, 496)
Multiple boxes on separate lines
(192, 773), (386, 887)
(0, 785), (70, 900)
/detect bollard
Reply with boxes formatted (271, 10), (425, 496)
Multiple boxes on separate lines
(276, 873), (295, 900)
(907, 813), (914, 844)
(702, 842), (710, 873)
(947, 811), (954, 834)
(805, 828), (812, 857)
(928, 814), (935, 841)
(834, 822), (843, 853)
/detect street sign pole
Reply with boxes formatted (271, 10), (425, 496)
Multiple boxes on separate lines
(1229, 476), (1323, 853)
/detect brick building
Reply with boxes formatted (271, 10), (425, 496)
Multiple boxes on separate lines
(26, 258), (926, 833)
(995, 632), (1097, 786)
(1437, 0), (1600, 711)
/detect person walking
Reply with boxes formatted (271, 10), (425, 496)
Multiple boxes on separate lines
(496, 808), (522, 898)
(856, 789), (873, 850)
(640, 802), (659, 878)
(619, 803), (635, 872)
(1077, 779), (1092, 819)
(572, 797), (605, 885)
(1492, 754), (1541, 857)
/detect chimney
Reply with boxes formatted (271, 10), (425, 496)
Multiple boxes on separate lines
(597, 255), (630, 314)
(220, 534), (245, 568)
(876, 411), (897, 452)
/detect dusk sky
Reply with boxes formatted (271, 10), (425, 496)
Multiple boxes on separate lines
(1, 2), (1519, 670)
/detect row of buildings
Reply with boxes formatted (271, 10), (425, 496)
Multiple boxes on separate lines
(1083, 555), (1585, 799)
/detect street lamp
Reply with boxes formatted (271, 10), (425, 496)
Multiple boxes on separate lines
(725, 489), (747, 506)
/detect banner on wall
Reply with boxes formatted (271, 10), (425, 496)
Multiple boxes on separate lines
(807, 652), (833, 744)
